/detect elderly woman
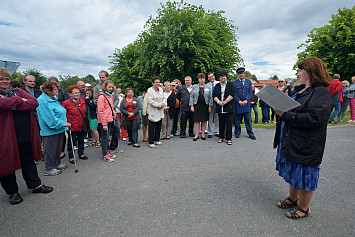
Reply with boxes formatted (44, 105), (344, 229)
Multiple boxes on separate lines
(212, 71), (236, 145)
(273, 57), (332, 219)
(336, 80), (350, 122)
(146, 76), (165, 148)
(190, 73), (213, 141)
(0, 69), (53, 205)
(37, 81), (71, 176)
(120, 88), (141, 147)
(62, 85), (88, 163)
(161, 81), (176, 140)
(47, 76), (69, 159)
(348, 76), (355, 122)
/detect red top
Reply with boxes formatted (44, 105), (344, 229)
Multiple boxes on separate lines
(62, 98), (87, 131)
(327, 79), (343, 102)
(126, 99), (136, 120)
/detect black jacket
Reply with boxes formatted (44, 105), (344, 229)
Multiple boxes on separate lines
(176, 85), (192, 112)
(166, 92), (176, 119)
(57, 89), (69, 104)
(273, 83), (332, 166)
(250, 90), (258, 105)
(85, 97), (97, 119)
(21, 87), (42, 99)
(212, 81), (236, 113)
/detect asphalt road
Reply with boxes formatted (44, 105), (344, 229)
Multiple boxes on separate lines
(1, 126), (354, 237)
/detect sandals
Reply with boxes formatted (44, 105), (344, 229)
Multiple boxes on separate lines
(128, 142), (133, 145)
(96, 143), (101, 148)
(277, 197), (299, 209)
(217, 139), (224, 143)
(286, 207), (310, 219)
(89, 142), (97, 147)
(227, 140), (232, 145)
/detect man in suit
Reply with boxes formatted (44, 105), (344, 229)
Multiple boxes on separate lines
(176, 76), (194, 138)
(22, 75), (42, 99)
(232, 67), (256, 140)
(206, 72), (219, 138)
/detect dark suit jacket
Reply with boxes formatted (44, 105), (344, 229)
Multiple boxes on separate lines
(176, 85), (192, 112)
(21, 87), (42, 99)
(166, 92), (176, 119)
(212, 81), (236, 113)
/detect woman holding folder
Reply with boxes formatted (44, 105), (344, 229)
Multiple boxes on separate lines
(273, 57), (332, 219)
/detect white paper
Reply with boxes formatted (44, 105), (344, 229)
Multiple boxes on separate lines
(255, 84), (300, 112)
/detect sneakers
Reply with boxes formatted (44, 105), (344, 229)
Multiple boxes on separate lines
(73, 146), (78, 150)
(56, 163), (68, 169)
(154, 141), (163, 145)
(84, 144), (89, 147)
(122, 138), (127, 141)
(84, 139), (89, 143)
(44, 168), (62, 176)
(107, 152), (116, 159)
(103, 154), (114, 162)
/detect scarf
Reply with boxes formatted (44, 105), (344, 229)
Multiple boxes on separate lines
(0, 86), (16, 97)
(98, 89), (112, 97)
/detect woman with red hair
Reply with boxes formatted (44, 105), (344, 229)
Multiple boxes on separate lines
(62, 85), (88, 163)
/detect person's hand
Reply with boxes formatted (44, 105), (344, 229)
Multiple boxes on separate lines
(21, 98), (28, 102)
(250, 102), (255, 105)
(64, 123), (71, 127)
(103, 124), (108, 131)
(128, 112), (134, 117)
(208, 106), (212, 113)
(238, 101), (244, 106)
(274, 109), (284, 117)
(113, 114), (117, 119)
(161, 103), (165, 108)
(190, 106), (194, 112)
(243, 100), (248, 106)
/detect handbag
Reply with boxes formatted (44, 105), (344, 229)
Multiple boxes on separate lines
(69, 99), (90, 133)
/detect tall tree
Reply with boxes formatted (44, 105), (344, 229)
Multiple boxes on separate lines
(296, 6), (355, 81)
(109, 1), (243, 90)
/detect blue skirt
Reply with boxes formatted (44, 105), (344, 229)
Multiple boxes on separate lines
(276, 122), (320, 191)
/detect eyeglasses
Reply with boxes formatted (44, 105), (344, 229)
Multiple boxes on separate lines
(0, 77), (11, 81)
(278, 81), (284, 83)
(71, 92), (80, 94)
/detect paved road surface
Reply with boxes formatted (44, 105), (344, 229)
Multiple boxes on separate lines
(1, 126), (354, 236)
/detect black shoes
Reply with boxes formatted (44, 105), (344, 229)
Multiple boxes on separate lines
(208, 135), (213, 138)
(201, 137), (206, 140)
(193, 136), (199, 141)
(189, 133), (195, 137)
(180, 134), (186, 138)
(235, 134), (240, 138)
(32, 185), (53, 194)
(249, 135), (256, 140)
(79, 155), (88, 160)
(9, 193), (23, 205)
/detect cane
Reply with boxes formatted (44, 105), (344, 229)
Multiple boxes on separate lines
(68, 129), (79, 173)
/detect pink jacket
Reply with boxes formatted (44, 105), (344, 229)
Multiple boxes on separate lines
(97, 92), (114, 126)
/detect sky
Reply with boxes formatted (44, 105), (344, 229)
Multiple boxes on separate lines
(0, 0), (354, 81)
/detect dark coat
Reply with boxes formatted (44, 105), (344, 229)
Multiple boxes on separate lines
(85, 97), (97, 119)
(273, 83), (332, 166)
(21, 87), (42, 99)
(57, 89), (69, 104)
(120, 97), (141, 130)
(166, 91), (176, 119)
(212, 81), (236, 113)
(0, 88), (42, 178)
(176, 85), (192, 112)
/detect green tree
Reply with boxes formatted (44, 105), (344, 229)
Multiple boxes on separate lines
(270, 75), (279, 80)
(84, 74), (96, 82)
(58, 75), (93, 92)
(11, 71), (23, 83)
(296, 6), (355, 81)
(109, 0), (243, 92)
(22, 68), (47, 89)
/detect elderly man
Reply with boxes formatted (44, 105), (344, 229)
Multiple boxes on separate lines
(176, 76), (194, 138)
(94, 70), (120, 151)
(233, 67), (256, 140)
(327, 74), (343, 123)
(22, 75), (42, 98)
(77, 81), (86, 100)
(206, 72), (219, 138)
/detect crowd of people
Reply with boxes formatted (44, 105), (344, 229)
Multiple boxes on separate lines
(1, 57), (354, 220)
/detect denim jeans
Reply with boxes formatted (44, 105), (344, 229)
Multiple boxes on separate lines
(261, 105), (270, 123)
(329, 101), (341, 122)
(250, 104), (259, 123)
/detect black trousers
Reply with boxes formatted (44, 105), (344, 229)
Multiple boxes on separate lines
(148, 120), (162, 144)
(0, 141), (41, 195)
(218, 112), (234, 141)
(180, 110), (194, 136)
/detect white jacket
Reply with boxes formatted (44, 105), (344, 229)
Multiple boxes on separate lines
(146, 87), (165, 122)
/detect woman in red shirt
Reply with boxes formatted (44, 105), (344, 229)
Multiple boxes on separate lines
(62, 85), (88, 163)
(120, 88), (141, 147)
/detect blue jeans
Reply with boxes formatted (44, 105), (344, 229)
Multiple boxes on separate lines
(67, 130), (86, 159)
(329, 101), (341, 122)
(250, 104), (258, 123)
(261, 105), (270, 123)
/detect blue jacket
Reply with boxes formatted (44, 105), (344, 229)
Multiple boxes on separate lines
(37, 93), (68, 136)
(232, 79), (253, 114)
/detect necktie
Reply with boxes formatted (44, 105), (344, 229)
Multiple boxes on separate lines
(212, 83), (214, 92)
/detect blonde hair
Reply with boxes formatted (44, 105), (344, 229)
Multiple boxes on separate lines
(0, 68), (11, 78)
(342, 80), (350, 87)
(102, 80), (115, 92)
(352, 76), (355, 83)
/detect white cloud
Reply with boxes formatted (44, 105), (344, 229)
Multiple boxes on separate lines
(0, 0), (354, 80)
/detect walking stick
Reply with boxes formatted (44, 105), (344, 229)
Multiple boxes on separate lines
(68, 129), (79, 173)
